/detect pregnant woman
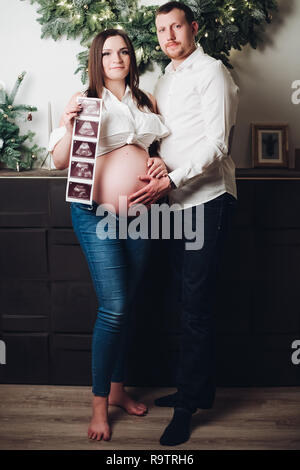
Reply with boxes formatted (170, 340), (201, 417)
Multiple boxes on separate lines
(48, 28), (171, 442)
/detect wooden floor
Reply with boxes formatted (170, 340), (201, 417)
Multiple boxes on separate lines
(0, 385), (299, 450)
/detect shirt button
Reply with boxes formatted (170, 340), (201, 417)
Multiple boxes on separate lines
(126, 133), (135, 144)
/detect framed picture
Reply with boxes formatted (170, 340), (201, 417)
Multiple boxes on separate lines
(251, 123), (289, 168)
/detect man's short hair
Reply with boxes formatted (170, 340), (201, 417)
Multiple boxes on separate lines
(155, 1), (195, 24)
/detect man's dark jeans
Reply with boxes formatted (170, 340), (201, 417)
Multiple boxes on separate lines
(170, 192), (237, 413)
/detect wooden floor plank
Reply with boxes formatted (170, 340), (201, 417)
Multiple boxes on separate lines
(0, 385), (299, 450)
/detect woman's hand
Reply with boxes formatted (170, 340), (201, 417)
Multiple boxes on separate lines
(147, 156), (168, 179)
(60, 93), (83, 134)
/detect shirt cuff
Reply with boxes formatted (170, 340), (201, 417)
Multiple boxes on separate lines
(168, 167), (186, 189)
(167, 173), (177, 189)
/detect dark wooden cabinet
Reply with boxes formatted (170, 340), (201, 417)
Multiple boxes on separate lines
(0, 170), (299, 387)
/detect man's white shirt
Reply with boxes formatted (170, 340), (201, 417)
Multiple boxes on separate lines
(154, 45), (239, 210)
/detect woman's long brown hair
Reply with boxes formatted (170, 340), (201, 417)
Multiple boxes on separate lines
(84, 29), (155, 113)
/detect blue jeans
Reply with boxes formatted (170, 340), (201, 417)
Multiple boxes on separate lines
(70, 200), (150, 396)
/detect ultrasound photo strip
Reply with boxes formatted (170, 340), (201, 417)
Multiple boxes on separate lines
(66, 97), (103, 204)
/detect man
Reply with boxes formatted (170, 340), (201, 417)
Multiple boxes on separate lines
(128, 1), (239, 446)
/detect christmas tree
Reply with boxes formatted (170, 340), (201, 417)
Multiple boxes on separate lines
(0, 72), (45, 171)
(23, 0), (278, 81)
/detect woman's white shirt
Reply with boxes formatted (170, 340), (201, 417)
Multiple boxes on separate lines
(48, 85), (170, 165)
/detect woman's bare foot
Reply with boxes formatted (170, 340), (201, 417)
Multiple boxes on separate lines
(108, 382), (148, 416)
(87, 395), (111, 441)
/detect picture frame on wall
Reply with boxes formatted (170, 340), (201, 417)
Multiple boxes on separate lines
(251, 123), (289, 168)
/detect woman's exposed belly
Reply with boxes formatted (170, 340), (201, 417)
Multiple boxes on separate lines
(92, 144), (149, 215)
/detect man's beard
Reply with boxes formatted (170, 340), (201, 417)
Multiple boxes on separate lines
(165, 42), (196, 60)
(165, 44), (185, 59)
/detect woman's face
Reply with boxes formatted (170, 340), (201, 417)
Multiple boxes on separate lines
(102, 35), (131, 83)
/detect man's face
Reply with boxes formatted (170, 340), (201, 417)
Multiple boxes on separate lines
(155, 8), (198, 61)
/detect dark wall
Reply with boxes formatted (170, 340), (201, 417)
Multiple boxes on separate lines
(0, 176), (299, 387)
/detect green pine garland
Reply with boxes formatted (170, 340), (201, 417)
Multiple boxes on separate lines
(22, 0), (278, 82)
(0, 72), (45, 171)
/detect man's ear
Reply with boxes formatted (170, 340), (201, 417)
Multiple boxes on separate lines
(191, 21), (199, 36)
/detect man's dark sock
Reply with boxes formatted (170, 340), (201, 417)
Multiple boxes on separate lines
(159, 407), (192, 446)
(154, 392), (178, 407)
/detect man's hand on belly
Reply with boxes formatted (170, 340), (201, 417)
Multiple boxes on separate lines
(147, 157), (168, 178)
(128, 175), (171, 207)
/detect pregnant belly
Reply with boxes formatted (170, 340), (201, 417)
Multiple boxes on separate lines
(93, 144), (149, 215)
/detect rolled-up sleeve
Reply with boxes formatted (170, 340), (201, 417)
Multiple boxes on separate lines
(168, 61), (239, 189)
(48, 125), (67, 153)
